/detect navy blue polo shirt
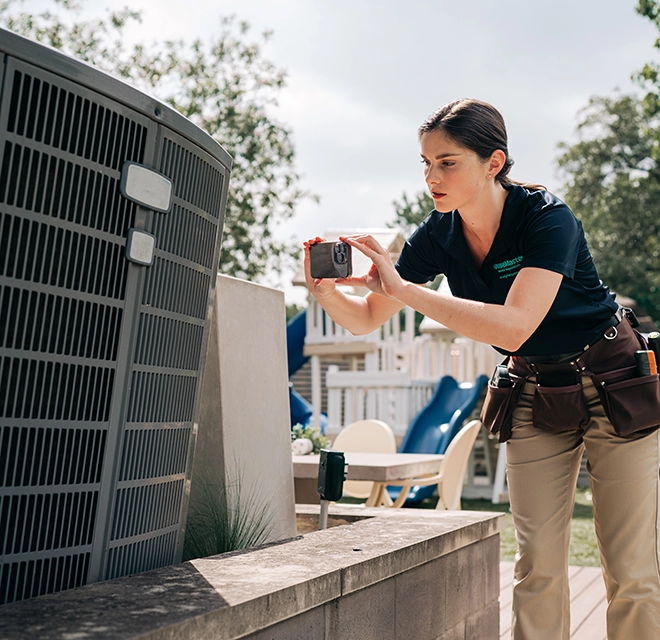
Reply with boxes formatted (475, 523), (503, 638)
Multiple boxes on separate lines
(395, 185), (618, 356)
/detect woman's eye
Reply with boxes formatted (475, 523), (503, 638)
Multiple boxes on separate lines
(442, 161), (455, 167)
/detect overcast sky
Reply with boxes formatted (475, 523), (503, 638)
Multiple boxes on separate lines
(61, 1), (660, 300)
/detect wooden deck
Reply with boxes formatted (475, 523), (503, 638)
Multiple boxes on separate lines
(500, 561), (607, 639)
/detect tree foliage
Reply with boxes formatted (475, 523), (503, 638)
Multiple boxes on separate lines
(557, 95), (660, 322)
(554, 3), (660, 324)
(389, 190), (434, 235)
(0, 0), (315, 281)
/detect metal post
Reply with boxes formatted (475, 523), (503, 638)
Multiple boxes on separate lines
(319, 500), (329, 530)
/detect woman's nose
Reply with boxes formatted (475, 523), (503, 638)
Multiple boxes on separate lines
(425, 164), (440, 185)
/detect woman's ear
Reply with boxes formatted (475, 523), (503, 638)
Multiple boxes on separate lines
(488, 149), (506, 177)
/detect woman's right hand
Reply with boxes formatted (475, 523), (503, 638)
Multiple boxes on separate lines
(303, 237), (337, 300)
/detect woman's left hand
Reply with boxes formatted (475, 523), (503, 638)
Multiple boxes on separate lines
(337, 234), (405, 299)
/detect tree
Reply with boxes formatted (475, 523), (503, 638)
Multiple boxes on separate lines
(556, 94), (660, 323)
(389, 190), (434, 235)
(553, 0), (660, 324)
(636, 0), (660, 122)
(0, 0), (316, 281)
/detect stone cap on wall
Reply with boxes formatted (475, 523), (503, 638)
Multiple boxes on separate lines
(0, 505), (504, 640)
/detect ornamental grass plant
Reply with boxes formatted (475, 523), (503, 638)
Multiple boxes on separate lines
(183, 471), (275, 561)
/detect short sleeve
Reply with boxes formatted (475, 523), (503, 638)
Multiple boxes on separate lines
(395, 217), (444, 284)
(521, 203), (581, 278)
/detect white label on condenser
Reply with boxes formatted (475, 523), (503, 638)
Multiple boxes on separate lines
(121, 162), (173, 213)
(126, 229), (156, 266)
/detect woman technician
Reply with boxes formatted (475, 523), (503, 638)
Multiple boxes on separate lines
(304, 98), (660, 639)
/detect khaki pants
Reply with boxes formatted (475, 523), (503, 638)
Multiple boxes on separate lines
(507, 374), (660, 639)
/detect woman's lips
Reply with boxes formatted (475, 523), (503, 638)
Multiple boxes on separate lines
(431, 191), (446, 199)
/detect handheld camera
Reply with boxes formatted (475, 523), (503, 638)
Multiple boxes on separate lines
(309, 241), (352, 279)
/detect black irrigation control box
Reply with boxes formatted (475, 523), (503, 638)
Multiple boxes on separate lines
(0, 28), (232, 605)
(317, 449), (347, 502)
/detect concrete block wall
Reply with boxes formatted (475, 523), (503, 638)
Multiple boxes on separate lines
(245, 531), (500, 640)
(0, 506), (504, 640)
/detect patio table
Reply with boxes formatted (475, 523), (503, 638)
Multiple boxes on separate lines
(292, 451), (444, 506)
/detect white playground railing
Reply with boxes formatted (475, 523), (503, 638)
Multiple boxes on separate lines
(324, 337), (499, 437)
(325, 367), (436, 437)
(305, 300), (507, 502)
(405, 334), (500, 382)
(306, 297), (415, 348)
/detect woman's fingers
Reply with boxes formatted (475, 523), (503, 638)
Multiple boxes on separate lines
(303, 236), (326, 249)
(341, 235), (388, 260)
(336, 275), (367, 287)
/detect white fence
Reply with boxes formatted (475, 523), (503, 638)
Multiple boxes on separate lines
(323, 337), (500, 437)
(325, 367), (436, 437)
(306, 298), (415, 349)
(305, 297), (500, 435)
(406, 334), (500, 382)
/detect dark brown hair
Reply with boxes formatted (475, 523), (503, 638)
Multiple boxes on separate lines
(418, 98), (545, 191)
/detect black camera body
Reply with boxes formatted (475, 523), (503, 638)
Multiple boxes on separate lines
(309, 241), (352, 279)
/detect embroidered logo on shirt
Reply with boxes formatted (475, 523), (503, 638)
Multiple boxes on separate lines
(493, 255), (523, 279)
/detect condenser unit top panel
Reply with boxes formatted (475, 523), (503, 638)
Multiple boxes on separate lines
(0, 28), (233, 171)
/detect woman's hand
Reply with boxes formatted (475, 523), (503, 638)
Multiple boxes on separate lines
(303, 237), (337, 300)
(301, 235), (408, 336)
(337, 234), (405, 299)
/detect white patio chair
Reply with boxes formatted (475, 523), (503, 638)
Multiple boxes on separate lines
(384, 419), (483, 509)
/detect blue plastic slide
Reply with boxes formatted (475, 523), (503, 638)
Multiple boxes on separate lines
(387, 373), (489, 505)
(286, 309), (328, 432)
(286, 309), (309, 378)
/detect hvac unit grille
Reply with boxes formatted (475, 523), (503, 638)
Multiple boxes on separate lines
(105, 530), (177, 581)
(0, 551), (90, 606)
(0, 426), (106, 488)
(0, 57), (149, 605)
(6, 70), (146, 171)
(1, 41), (228, 602)
(0, 286), (122, 360)
(103, 131), (225, 579)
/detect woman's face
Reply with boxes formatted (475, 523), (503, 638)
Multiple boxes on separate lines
(419, 129), (491, 212)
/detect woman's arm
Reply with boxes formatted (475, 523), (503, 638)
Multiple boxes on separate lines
(303, 237), (405, 336)
(341, 234), (562, 352)
(398, 267), (562, 351)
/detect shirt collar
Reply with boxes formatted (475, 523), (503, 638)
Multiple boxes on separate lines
(430, 184), (525, 264)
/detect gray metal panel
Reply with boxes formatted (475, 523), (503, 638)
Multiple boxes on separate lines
(0, 54), (161, 603)
(0, 32), (230, 604)
(102, 127), (227, 579)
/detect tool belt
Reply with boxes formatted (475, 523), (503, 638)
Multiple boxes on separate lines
(481, 309), (660, 442)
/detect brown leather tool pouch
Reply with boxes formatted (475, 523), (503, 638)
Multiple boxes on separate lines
(593, 366), (660, 437)
(532, 381), (590, 432)
(481, 375), (525, 442)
